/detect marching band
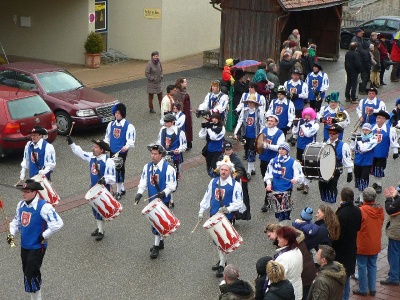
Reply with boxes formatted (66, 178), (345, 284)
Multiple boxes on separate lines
(3, 64), (400, 299)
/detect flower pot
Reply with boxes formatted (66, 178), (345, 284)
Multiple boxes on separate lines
(85, 53), (101, 69)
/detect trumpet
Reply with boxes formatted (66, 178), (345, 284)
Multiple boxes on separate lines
(335, 107), (347, 122)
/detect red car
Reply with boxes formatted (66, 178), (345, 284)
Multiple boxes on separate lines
(0, 62), (118, 135)
(0, 85), (57, 157)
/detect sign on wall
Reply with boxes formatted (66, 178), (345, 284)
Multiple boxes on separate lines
(144, 8), (161, 19)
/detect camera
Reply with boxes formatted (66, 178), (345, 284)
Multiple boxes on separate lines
(196, 110), (210, 118)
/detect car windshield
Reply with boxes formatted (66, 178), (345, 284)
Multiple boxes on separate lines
(7, 95), (51, 120)
(37, 71), (83, 93)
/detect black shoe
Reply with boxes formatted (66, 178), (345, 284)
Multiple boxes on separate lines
(91, 228), (99, 236)
(381, 82), (387, 85)
(372, 183), (378, 190)
(352, 290), (367, 296)
(376, 185), (382, 194)
(216, 265), (224, 277)
(290, 138), (296, 146)
(150, 246), (160, 259)
(369, 291), (376, 296)
(345, 98), (351, 102)
(251, 170), (256, 175)
(169, 202), (175, 208)
(261, 204), (269, 212)
(150, 240), (164, 251)
(115, 192), (122, 200)
(149, 109), (156, 114)
(120, 190), (126, 196)
(212, 261), (221, 270)
(95, 231), (104, 241)
(380, 279), (400, 286)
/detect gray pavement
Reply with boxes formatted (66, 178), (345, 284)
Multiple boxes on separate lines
(1, 50), (400, 299)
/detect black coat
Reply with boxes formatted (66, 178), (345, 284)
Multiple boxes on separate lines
(332, 202), (361, 276)
(278, 59), (298, 84)
(255, 256), (273, 300)
(264, 279), (295, 300)
(360, 41), (372, 72)
(304, 219), (332, 251)
(344, 50), (362, 73)
(233, 80), (249, 109)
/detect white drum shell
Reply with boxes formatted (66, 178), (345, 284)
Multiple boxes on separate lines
(85, 184), (123, 221)
(31, 174), (61, 206)
(141, 198), (180, 237)
(303, 143), (336, 181)
(203, 212), (243, 254)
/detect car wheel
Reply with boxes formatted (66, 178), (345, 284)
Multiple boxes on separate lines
(55, 111), (71, 135)
(340, 35), (352, 49)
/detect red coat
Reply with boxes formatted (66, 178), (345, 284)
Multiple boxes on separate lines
(356, 202), (384, 255)
(391, 40), (400, 62)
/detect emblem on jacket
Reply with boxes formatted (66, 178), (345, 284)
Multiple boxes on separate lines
(113, 128), (121, 139)
(215, 188), (225, 201)
(21, 211), (32, 227)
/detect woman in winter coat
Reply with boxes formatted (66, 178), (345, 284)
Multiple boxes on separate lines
(264, 260), (295, 300)
(273, 226), (303, 300)
(293, 204), (340, 251)
(255, 256), (273, 300)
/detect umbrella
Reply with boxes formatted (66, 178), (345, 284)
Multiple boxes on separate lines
(234, 60), (260, 68)
(393, 30), (400, 40)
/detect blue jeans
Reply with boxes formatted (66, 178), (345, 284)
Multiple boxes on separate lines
(357, 254), (378, 293)
(342, 275), (350, 300)
(388, 238), (400, 282)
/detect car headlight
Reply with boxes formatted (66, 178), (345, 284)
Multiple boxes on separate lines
(76, 109), (95, 117)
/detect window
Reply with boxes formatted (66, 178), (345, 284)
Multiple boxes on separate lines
(36, 71), (82, 93)
(387, 19), (400, 31)
(362, 19), (386, 31)
(0, 70), (37, 90)
(7, 95), (51, 120)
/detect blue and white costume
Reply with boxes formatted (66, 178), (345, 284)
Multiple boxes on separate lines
(356, 97), (386, 126)
(10, 195), (63, 295)
(70, 143), (116, 227)
(266, 97), (295, 133)
(284, 79), (308, 116)
(20, 139), (56, 181)
(306, 70), (329, 109)
(317, 105), (350, 141)
(199, 91), (229, 121)
(235, 92), (267, 115)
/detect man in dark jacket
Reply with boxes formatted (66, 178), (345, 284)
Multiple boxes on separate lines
(219, 264), (255, 300)
(278, 52), (299, 84)
(332, 187), (362, 300)
(345, 42), (362, 103)
(359, 41), (372, 95)
(307, 245), (347, 300)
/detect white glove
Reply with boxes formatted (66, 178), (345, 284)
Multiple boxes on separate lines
(218, 206), (229, 214)
(38, 170), (46, 175)
(263, 142), (268, 149)
(198, 213), (203, 223)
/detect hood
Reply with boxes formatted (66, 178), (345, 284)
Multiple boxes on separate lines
(50, 87), (116, 108)
(362, 41), (370, 50)
(267, 280), (295, 300)
(295, 228), (305, 244)
(396, 98), (400, 106)
(256, 256), (272, 276)
(320, 261), (347, 285)
(221, 280), (254, 297)
(361, 203), (385, 219)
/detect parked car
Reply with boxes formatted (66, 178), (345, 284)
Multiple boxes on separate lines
(0, 62), (119, 135)
(0, 85), (57, 157)
(340, 16), (400, 51)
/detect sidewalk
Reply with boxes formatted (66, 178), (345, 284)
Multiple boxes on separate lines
(63, 53), (205, 88)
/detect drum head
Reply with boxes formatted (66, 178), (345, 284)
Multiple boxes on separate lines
(255, 133), (266, 154)
(319, 144), (336, 181)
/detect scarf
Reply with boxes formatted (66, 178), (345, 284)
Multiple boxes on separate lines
(361, 132), (373, 141)
(253, 69), (267, 83)
(273, 155), (290, 176)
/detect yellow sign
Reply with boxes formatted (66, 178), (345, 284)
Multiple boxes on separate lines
(144, 8), (161, 19)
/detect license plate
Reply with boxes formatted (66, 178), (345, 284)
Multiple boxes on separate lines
(102, 116), (115, 123)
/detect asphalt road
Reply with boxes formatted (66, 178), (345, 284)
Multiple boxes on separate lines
(1, 50), (400, 299)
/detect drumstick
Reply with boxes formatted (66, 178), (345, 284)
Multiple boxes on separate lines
(0, 199), (16, 247)
(68, 122), (75, 136)
(191, 221), (201, 234)
(134, 193), (158, 206)
(14, 180), (23, 187)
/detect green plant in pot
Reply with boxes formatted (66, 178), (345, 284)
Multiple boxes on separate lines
(84, 31), (104, 68)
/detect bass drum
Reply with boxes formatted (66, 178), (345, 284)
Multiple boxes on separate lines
(255, 133), (266, 154)
(302, 143), (336, 181)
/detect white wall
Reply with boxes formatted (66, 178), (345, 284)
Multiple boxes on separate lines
(0, 0), (92, 64)
(108, 0), (221, 61)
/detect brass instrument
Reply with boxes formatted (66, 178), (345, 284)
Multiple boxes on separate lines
(335, 107), (347, 122)
(312, 79), (322, 101)
(0, 199), (16, 248)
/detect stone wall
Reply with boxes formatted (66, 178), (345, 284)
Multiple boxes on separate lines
(344, 0), (400, 24)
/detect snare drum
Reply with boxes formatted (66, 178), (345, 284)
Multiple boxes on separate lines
(255, 133), (266, 154)
(85, 184), (123, 221)
(142, 198), (180, 237)
(268, 191), (292, 213)
(203, 213), (243, 254)
(31, 174), (61, 206)
(302, 143), (336, 181)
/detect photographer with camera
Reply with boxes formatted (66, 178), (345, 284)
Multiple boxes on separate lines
(199, 112), (226, 178)
(197, 80), (229, 122)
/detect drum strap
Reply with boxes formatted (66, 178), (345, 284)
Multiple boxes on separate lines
(30, 143), (43, 171)
(151, 164), (162, 193)
(217, 178), (223, 207)
(94, 158), (102, 180)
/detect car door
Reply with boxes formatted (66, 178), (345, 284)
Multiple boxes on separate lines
(362, 19), (387, 40)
